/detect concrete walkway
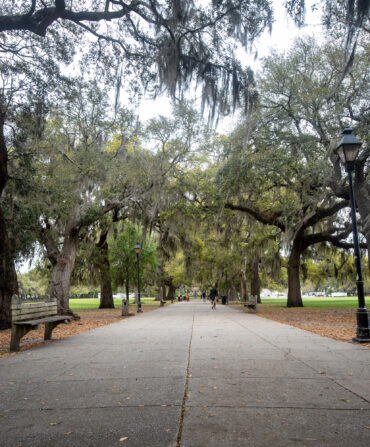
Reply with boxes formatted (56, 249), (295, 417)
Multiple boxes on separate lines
(0, 301), (369, 446)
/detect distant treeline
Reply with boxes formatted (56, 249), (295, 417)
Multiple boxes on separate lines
(70, 292), (99, 299)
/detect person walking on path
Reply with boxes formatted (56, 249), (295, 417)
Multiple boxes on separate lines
(202, 290), (207, 302)
(209, 286), (218, 309)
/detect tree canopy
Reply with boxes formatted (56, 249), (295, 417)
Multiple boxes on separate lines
(0, 2), (369, 328)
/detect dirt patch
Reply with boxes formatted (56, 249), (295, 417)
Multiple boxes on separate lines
(230, 303), (370, 348)
(0, 304), (160, 358)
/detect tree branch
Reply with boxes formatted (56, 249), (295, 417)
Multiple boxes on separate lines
(302, 200), (349, 230)
(0, 1), (136, 36)
(225, 202), (285, 232)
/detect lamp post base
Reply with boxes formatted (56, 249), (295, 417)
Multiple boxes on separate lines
(353, 308), (370, 343)
(353, 336), (370, 343)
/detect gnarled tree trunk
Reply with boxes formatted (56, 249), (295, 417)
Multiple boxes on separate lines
(355, 162), (370, 272)
(0, 207), (18, 329)
(125, 280), (130, 301)
(97, 232), (114, 309)
(251, 253), (261, 303)
(49, 219), (80, 317)
(287, 238), (304, 307)
(0, 102), (18, 329)
(166, 279), (176, 300)
(228, 279), (238, 301)
(239, 270), (248, 302)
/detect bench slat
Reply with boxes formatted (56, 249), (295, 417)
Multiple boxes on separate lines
(14, 315), (72, 326)
(11, 301), (56, 309)
(12, 307), (57, 321)
(12, 304), (57, 312)
(13, 311), (57, 322)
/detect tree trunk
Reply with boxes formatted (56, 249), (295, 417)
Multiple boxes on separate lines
(49, 220), (80, 317)
(98, 233), (114, 309)
(0, 102), (18, 329)
(228, 279), (237, 301)
(125, 281), (130, 301)
(355, 163), (370, 272)
(251, 254), (261, 303)
(166, 280), (176, 300)
(161, 283), (166, 301)
(239, 270), (248, 302)
(287, 239), (304, 307)
(0, 207), (18, 329)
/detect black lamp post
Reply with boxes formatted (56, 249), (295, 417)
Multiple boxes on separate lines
(134, 243), (143, 313)
(335, 128), (370, 343)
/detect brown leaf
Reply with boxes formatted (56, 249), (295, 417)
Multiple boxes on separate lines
(120, 437), (128, 441)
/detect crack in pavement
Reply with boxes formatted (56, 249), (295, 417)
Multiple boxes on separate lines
(176, 307), (195, 447)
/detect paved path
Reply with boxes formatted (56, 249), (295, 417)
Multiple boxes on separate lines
(0, 301), (369, 446)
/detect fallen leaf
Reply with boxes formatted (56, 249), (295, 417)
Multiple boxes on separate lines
(165, 429), (170, 432)
(213, 386), (218, 390)
(120, 437), (128, 442)
(66, 431), (73, 435)
(49, 422), (60, 426)
(340, 398), (349, 403)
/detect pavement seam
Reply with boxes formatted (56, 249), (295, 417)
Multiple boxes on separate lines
(184, 404), (370, 410)
(2, 404), (183, 412)
(224, 311), (370, 404)
(4, 404), (369, 412)
(176, 307), (195, 447)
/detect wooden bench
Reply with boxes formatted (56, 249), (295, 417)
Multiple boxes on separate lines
(10, 296), (72, 352)
(244, 295), (258, 312)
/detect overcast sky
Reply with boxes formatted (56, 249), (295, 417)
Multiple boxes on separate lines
(137, 0), (324, 126)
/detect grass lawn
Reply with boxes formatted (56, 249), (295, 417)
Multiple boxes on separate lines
(260, 296), (359, 309)
(70, 297), (158, 309)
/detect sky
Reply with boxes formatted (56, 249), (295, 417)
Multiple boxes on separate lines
(137, 0), (324, 129)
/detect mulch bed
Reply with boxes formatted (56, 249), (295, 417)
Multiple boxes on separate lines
(230, 303), (370, 348)
(0, 305), (159, 358)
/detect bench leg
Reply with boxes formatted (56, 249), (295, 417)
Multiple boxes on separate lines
(10, 325), (34, 352)
(44, 321), (64, 340)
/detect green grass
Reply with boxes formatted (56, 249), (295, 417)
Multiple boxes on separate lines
(69, 296), (364, 310)
(69, 297), (158, 310)
(261, 296), (359, 309)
